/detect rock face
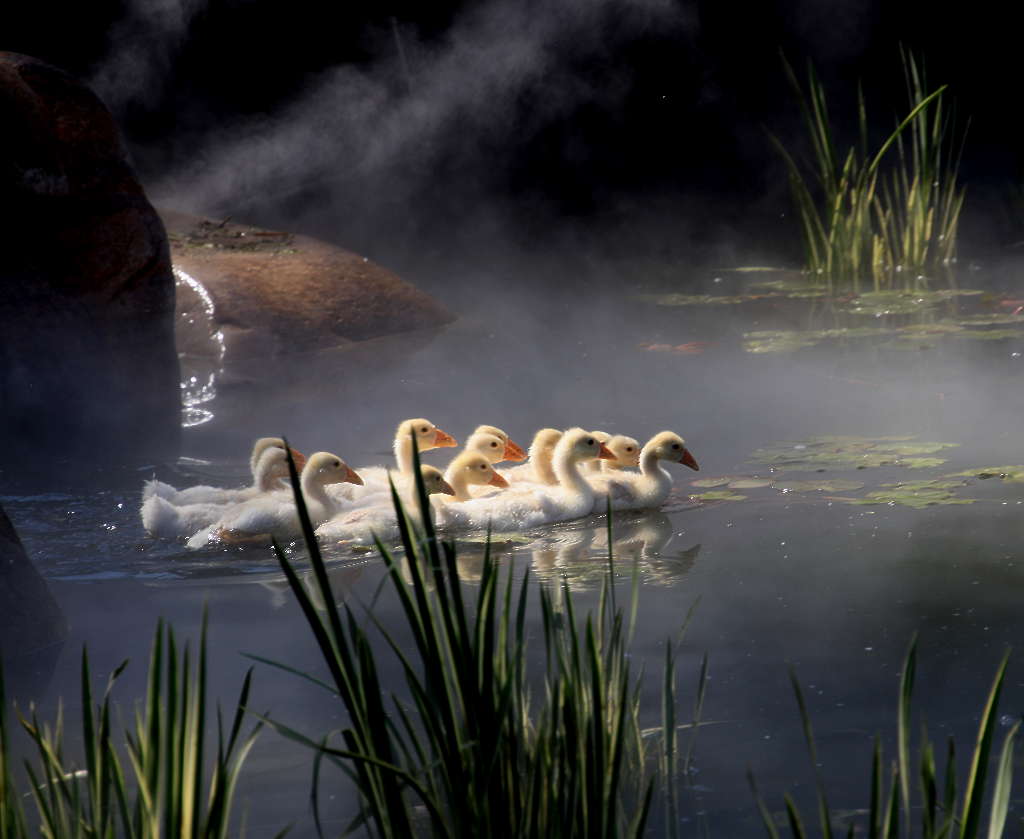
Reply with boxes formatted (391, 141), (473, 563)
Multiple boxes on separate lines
(165, 209), (455, 439)
(0, 503), (67, 665)
(0, 52), (180, 473)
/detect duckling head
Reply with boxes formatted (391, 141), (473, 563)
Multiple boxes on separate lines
(420, 465), (456, 496)
(398, 418), (457, 450)
(556, 428), (616, 464)
(304, 452), (364, 485)
(465, 432), (509, 464)
(447, 452), (509, 489)
(251, 437), (306, 472)
(606, 435), (641, 468)
(645, 432), (699, 471)
(473, 425), (527, 461)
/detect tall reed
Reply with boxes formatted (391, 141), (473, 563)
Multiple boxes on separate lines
(0, 616), (260, 839)
(261, 435), (680, 838)
(749, 637), (1019, 838)
(773, 52), (965, 292)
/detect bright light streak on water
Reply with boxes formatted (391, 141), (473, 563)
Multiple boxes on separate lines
(174, 266), (225, 427)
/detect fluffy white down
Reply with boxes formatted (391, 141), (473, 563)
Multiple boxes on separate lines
(588, 431), (698, 513)
(435, 429), (610, 532)
(141, 447), (293, 538)
(187, 452), (361, 549)
(142, 437), (294, 505)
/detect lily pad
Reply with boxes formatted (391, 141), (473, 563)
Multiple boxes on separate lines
(941, 465), (1024, 482)
(749, 436), (957, 472)
(839, 289), (985, 317)
(692, 490), (747, 502)
(727, 478), (774, 489)
(690, 477), (731, 488)
(775, 479), (865, 492)
(845, 488), (976, 509)
(879, 479), (967, 491)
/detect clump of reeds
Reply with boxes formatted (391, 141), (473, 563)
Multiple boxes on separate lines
(773, 51), (965, 293)
(0, 616), (260, 839)
(749, 637), (1019, 838)
(262, 436), (683, 838)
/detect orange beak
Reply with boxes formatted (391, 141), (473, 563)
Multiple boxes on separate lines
(433, 428), (458, 448)
(598, 442), (616, 460)
(503, 438), (527, 461)
(679, 448), (699, 471)
(289, 448), (307, 471)
(344, 465), (364, 485)
(488, 472), (509, 488)
(437, 478), (456, 496)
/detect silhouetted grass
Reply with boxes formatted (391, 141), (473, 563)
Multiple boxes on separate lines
(749, 637), (1019, 838)
(260, 433), (684, 838)
(0, 616), (260, 839)
(773, 51), (964, 292)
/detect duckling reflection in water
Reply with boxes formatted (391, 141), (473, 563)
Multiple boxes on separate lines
(528, 511), (701, 589)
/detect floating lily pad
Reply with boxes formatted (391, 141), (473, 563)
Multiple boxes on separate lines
(749, 436), (957, 472)
(728, 478), (774, 489)
(941, 465), (1024, 482)
(775, 479), (865, 492)
(879, 479), (967, 491)
(691, 477), (731, 488)
(692, 490), (747, 502)
(845, 488), (976, 509)
(953, 328), (1024, 341)
(839, 289), (984, 317)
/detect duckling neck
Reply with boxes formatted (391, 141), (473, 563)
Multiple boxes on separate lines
(394, 434), (416, 476)
(256, 465), (282, 492)
(639, 449), (671, 493)
(532, 448), (558, 485)
(443, 468), (474, 502)
(300, 474), (333, 517)
(553, 454), (591, 496)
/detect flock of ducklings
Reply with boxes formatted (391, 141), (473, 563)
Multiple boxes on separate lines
(140, 419), (699, 549)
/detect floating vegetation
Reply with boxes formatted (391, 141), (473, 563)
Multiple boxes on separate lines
(692, 490), (748, 502)
(774, 478), (866, 492)
(728, 478), (774, 489)
(845, 487), (975, 508)
(840, 288), (983, 316)
(749, 435), (958, 472)
(942, 465), (1024, 482)
(690, 477), (731, 488)
(742, 320), (1024, 354)
(772, 51), (964, 292)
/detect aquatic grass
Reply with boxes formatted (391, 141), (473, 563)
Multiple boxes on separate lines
(773, 52), (964, 292)
(0, 617), (260, 839)
(750, 637), (1019, 838)
(261, 434), (685, 837)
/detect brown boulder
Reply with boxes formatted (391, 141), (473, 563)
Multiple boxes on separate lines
(0, 52), (180, 473)
(0, 503), (67, 665)
(165, 209), (455, 437)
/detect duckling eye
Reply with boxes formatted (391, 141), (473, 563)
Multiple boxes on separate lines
(480, 464), (487, 470)
(490, 441), (498, 447)
(586, 438), (594, 446)
(671, 443), (680, 450)
(333, 460), (341, 467)
(421, 427), (429, 433)
(625, 447), (634, 452)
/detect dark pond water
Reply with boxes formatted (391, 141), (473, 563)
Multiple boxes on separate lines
(5, 261), (1024, 835)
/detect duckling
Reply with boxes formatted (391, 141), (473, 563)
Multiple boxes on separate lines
(589, 431), (699, 513)
(143, 437), (306, 505)
(186, 452), (363, 548)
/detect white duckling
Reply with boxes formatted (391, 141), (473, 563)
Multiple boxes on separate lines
(602, 435), (641, 472)
(500, 428), (562, 486)
(339, 418), (457, 500)
(589, 431), (699, 513)
(142, 445), (292, 538)
(434, 429), (614, 532)
(471, 425), (527, 462)
(186, 452), (363, 548)
(142, 437), (306, 505)
(442, 451), (510, 501)
(316, 465), (456, 545)
(585, 431), (613, 474)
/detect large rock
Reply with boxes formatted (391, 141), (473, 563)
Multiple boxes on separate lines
(0, 53), (180, 474)
(0, 503), (66, 670)
(164, 209), (455, 440)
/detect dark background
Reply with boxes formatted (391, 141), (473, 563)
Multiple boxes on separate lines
(7, 0), (1024, 276)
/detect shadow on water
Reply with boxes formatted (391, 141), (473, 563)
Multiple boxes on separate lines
(6, 254), (1024, 834)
